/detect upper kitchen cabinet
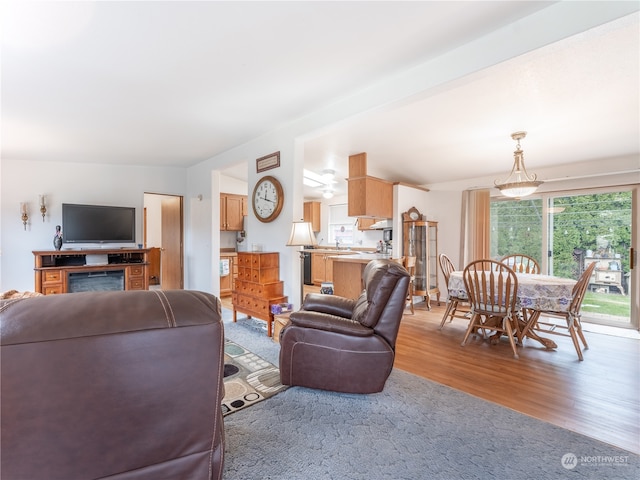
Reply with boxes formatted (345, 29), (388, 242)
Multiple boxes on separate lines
(347, 153), (393, 218)
(303, 201), (321, 232)
(220, 193), (247, 231)
(357, 217), (388, 231)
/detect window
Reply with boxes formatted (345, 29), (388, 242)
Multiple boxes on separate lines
(328, 204), (354, 246)
(490, 198), (543, 265)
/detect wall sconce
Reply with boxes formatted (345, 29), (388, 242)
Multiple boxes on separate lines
(21, 202), (29, 230)
(39, 195), (47, 221)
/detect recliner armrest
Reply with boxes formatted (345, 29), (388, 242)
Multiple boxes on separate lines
(301, 293), (356, 318)
(289, 310), (373, 337)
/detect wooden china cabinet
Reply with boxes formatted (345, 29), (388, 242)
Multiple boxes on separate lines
(402, 207), (440, 309)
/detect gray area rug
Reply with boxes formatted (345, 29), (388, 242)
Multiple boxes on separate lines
(223, 310), (639, 479)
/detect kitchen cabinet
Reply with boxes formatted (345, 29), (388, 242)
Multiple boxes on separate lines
(311, 251), (352, 285)
(403, 208), (440, 309)
(219, 252), (237, 296)
(220, 193), (247, 231)
(303, 201), (321, 232)
(311, 252), (332, 284)
(357, 217), (387, 231)
(347, 153), (393, 218)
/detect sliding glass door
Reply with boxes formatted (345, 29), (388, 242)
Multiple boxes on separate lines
(491, 187), (636, 329)
(490, 198), (543, 267)
(547, 190), (632, 327)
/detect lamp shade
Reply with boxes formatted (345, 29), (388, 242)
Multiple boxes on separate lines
(286, 221), (318, 247)
(496, 181), (541, 198)
(495, 131), (543, 199)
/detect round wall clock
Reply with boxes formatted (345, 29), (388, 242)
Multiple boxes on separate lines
(252, 175), (284, 223)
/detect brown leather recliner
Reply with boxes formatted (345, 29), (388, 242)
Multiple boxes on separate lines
(279, 259), (410, 394)
(1, 290), (225, 480)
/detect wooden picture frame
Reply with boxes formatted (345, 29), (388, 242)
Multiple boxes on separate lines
(256, 151), (280, 173)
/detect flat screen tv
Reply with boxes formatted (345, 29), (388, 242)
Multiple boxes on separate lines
(62, 203), (136, 245)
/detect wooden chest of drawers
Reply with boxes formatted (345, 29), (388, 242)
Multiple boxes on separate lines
(232, 252), (287, 337)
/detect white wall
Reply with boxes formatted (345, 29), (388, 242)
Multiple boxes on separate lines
(3, 2), (636, 306)
(187, 137), (303, 303)
(220, 175), (248, 196)
(144, 193), (163, 247)
(423, 190), (464, 294)
(1, 159), (186, 292)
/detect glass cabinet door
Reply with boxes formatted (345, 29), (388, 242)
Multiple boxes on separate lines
(411, 222), (427, 294)
(403, 219), (440, 309)
(428, 222), (438, 293)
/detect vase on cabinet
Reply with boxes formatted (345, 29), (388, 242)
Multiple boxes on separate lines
(53, 225), (63, 250)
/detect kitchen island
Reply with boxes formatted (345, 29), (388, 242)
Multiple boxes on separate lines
(330, 253), (397, 299)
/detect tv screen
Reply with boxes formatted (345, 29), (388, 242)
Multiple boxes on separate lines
(62, 203), (136, 244)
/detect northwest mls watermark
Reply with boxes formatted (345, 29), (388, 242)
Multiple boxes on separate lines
(561, 452), (631, 470)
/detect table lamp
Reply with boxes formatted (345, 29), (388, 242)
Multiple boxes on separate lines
(286, 221), (318, 306)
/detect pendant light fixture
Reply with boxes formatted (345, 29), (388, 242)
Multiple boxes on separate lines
(495, 131), (542, 199)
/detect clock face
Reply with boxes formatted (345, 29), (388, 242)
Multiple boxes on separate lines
(252, 176), (284, 222)
(407, 207), (421, 221)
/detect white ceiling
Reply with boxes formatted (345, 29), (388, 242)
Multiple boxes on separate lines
(2, 2), (639, 199)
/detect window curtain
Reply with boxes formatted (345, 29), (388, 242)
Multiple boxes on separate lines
(460, 189), (490, 267)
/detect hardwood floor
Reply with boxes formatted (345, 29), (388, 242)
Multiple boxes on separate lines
(395, 300), (639, 455)
(221, 289), (639, 455)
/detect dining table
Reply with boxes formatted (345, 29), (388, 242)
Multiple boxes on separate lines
(447, 270), (578, 349)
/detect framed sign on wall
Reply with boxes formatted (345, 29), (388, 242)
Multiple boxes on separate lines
(256, 151), (280, 173)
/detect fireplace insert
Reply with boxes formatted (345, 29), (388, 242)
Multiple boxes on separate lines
(68, 270), (125, 293)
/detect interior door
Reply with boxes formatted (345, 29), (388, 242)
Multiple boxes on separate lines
(161, 196), (183, 289)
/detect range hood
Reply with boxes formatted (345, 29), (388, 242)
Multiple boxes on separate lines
(369, 219), (392, 230)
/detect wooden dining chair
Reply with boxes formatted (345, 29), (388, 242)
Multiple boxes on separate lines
(438, 253), (470, 329)
(461, 259), (520, 358)
(403, 256), (416, 314)
(500, 254), (540, 274)
(391, 256), (405, 265)
(524, 262), (596, 361)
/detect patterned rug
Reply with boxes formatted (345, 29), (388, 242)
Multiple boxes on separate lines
(222, 338), (287, 416)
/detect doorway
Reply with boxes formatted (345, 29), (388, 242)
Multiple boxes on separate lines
(143, 193), (184, 289)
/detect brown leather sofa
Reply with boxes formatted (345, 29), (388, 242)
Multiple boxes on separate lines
(1, 290), (225, 480)
(279, 259), (410, 394)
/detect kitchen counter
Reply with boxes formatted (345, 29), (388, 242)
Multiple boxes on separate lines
(301, 248), (376, 254)
(331, 254), (400, 299)
(327, 253), (393, 262)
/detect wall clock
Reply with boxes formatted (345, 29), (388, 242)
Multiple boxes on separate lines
(252, 175), (284, 223)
